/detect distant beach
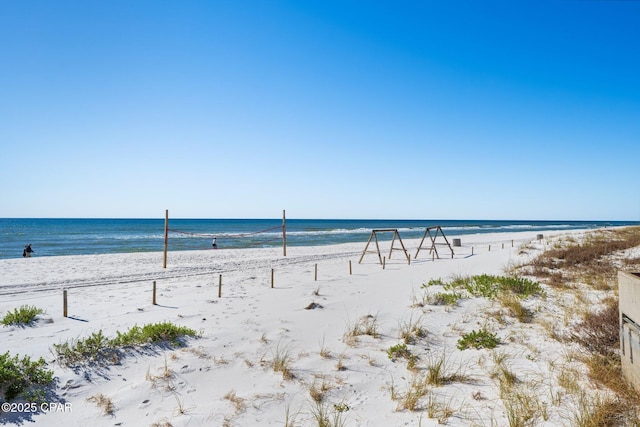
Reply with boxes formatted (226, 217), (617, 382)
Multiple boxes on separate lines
(0, 218), (636, 260)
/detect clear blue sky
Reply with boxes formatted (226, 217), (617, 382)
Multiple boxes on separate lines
(1, 1), (639, 220)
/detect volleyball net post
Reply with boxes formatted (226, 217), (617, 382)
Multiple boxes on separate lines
(282, 209), (287, 257)
(163, 209), (169, 269)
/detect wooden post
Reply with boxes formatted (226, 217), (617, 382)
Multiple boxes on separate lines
(163, 209), (169, 269)
(152, 281), (157, 305)
(489, 244), (491, 252)
(271, 269), (274, 288)
(315, 263), (318, 281)
(472, 246), (474, 255)
(502, 243), (504, 249)
(218, 274), (222, 298)
(511, 240), (514, 247)
(383, 256), (386, 269)
(63, 289), (68, 318)
(349, 260), (352, 275)
(282, 210), (287, 257)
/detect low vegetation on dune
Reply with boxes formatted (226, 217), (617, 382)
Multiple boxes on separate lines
(1, 305), (44, 326)
(518, 226), (640, 425)
(0, 352), (54, 402)
(420, 274), (544, 305)
(5, 227), (640, 425)
(402, 227), (640, 425)
(53, 322), (198, 368)
(528, 226), (640, 288)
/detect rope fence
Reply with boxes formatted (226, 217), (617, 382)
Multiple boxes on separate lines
(1, 233), (547, 321)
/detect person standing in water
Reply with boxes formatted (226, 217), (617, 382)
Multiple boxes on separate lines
(23, 244), (34, 257)
(212, 237), (218, 249)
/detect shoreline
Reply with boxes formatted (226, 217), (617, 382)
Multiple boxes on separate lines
(2, 218), (632, 260)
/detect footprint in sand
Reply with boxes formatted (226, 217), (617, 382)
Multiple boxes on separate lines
(180, 365), (195, 374)
(63, 379), (81, 390)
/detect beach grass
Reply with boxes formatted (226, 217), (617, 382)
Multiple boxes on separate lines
(87, 393), (115, 416)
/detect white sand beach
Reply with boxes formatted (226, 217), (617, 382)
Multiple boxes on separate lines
(0, 229), (617, 426)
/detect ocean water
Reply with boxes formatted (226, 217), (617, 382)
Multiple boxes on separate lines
(0, 218), (637, 260)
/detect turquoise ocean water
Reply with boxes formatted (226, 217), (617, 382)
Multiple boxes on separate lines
(0, 218), (637, 260)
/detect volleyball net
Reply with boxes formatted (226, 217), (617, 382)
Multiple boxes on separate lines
(162, 210), (287, 268)
(166, 225), (284, 248)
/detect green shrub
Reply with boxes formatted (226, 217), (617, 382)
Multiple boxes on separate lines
(1, 305), (44, 326)
(423, 278), (446, 288)
(447, 276), (473, 291)
(428, 291), (465, 306)
(422, 278), (467, 306)
(457, 329), (500, 350)
(467, 274), (499, 298)
(495, 276), (543, 297)
(111, 322), (197, 347)
(432, 275), (543, 300)
(53, 330), (113, 366)
(0, 351), (54, 401)
(54, 322), (197, 367)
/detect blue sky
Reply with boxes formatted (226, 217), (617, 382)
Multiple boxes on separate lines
(1, 1), (639, 220)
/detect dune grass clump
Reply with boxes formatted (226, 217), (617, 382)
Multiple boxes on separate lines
(272, 342), (295, 381)
(343, 314), (379, 346)
(497, 292), (533, 323)
(1, 305), (44, 326)
(399, 315), (428, 344)
(0, 351), (54, 401)
(424, 353), (471, 386)
(310, 400), (350, 427)
(570, 391), (631, 427)
(223, 390), (245, 413)
(425, 391), (455, 424)
(87, 393), (115, 416)
(393, 375), (430, 412)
